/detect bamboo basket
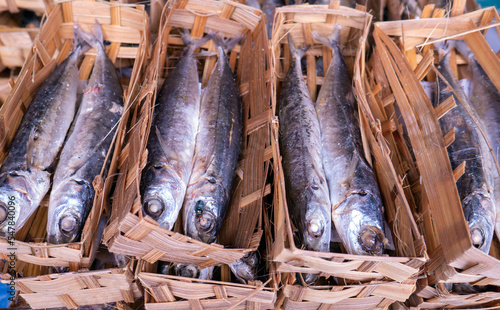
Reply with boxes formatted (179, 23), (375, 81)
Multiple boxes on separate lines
(139, 272), (276, 310)
(102, 0), (272, 270)
(7, 267), (142, 309)
(270, 2), (428, 308)
(0, 0), (149, 273)
(0, 0), (48, 14)
(0, 26), (37, 72)
(371, 3), (500, 308)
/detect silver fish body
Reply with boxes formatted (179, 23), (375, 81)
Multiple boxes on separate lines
(279, 35), (331, 255)
(313, 27), (385, 256)
(262, 0), (284, 39)
(141, 34), (206, 230)
(0, 45), (82, 233)
(47, 26), (123, 244)
(182, 40), (242, 245)
(435, 46), (495, 253)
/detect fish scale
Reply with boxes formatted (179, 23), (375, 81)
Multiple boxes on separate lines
(47, 24), (123, 245)
(313, 26), (385, 256)
(278, 35), (331, 256)
(140, 33), (207, 231)
(182, 35), (242, 246)
(0, 42), (82, 234)
(435, 43), (496, 253)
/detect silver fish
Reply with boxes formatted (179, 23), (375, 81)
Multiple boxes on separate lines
(182, 34), (242, 245)
(140, 32), (208, 230)
(313, 25), (385, 256)
(279, 35), (331, 255)
(435, 42), (495, 253)
(47, 23), (123, 244)
(0, 36), (83, 234)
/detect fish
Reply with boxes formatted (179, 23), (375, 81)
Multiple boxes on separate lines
(46, 23), (124, 244)
(140, 31), (209, 230)
(182, 33), (242, 246)
(279, 34), (331, 258)
(312, 25), (386, 256)
(434, 42), (496, 253)
(0, 31), (84, 234)
(229, 251), (259, 284)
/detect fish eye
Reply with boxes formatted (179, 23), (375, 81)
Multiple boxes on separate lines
(153, 163), (164, 170)
(143, 198), (164, 217)
(60, 215), (78, 234)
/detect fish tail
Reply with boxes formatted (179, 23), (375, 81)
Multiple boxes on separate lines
(210, 32), (244, 54)
(74, 20), (105, 52)
(455, 40), (474, 62)
(311, 23), (341, 49)
(181, 29), (211, 53)
(434, 40), (455, 62)
(287, 34), (309, 60)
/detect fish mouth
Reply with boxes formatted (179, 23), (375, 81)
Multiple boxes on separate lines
(358, 226), (385, 254)
(143, 197), (165, 218)
(470, 227), (485, 249)
(0, 202), (7, 225)
(175, 263), (199, 278)
(194, 200), (216, 234)
(306, 216), (325, 238)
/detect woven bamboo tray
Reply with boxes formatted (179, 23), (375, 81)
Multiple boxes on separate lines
(270, 2), (428, 308)
(372, 3), (500, 308)
(0, 0), (149, 273)
(6, 267), (141, 309)
(102, 0), (272, 270)
(0, 0), (48, 14)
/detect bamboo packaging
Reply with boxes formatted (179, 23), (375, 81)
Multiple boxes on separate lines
(371, 2), (500, 308)
(0, 0), (149, 307)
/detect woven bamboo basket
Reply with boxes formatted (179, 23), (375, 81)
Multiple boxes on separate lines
(270, 2), (428, 308)
(0, 0), (48, 14)
(5, 267), (142, 309)
(372, 2), (500, 308)
(102, 0), (272, 270)
(139, 272), (276, 310)
(0, 26), (37, 72)
(0, 0), (149, 274)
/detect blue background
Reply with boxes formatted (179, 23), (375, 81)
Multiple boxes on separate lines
(0, 280), (11, 307)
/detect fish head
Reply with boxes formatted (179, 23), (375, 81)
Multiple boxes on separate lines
(336, 193), (385, 255)
(0, 172), (45, 235)
(302, 203), (330, 252)
(142, 182), (179, 231)
(230, 251), (258, 284)
(184, 180), (227, 244)
(174, 263), (201, 278)
(463, 193), (495, 253)
(47, 179), (94, 244)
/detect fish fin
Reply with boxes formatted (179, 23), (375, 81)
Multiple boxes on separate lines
(311, 23), (341, 49)
(287, 34), (310, 60)
(155, 126), (170, 158)
(26, 128), (36, 169)
(92, 20), (104, 45)
(192, 51), (218, 57)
